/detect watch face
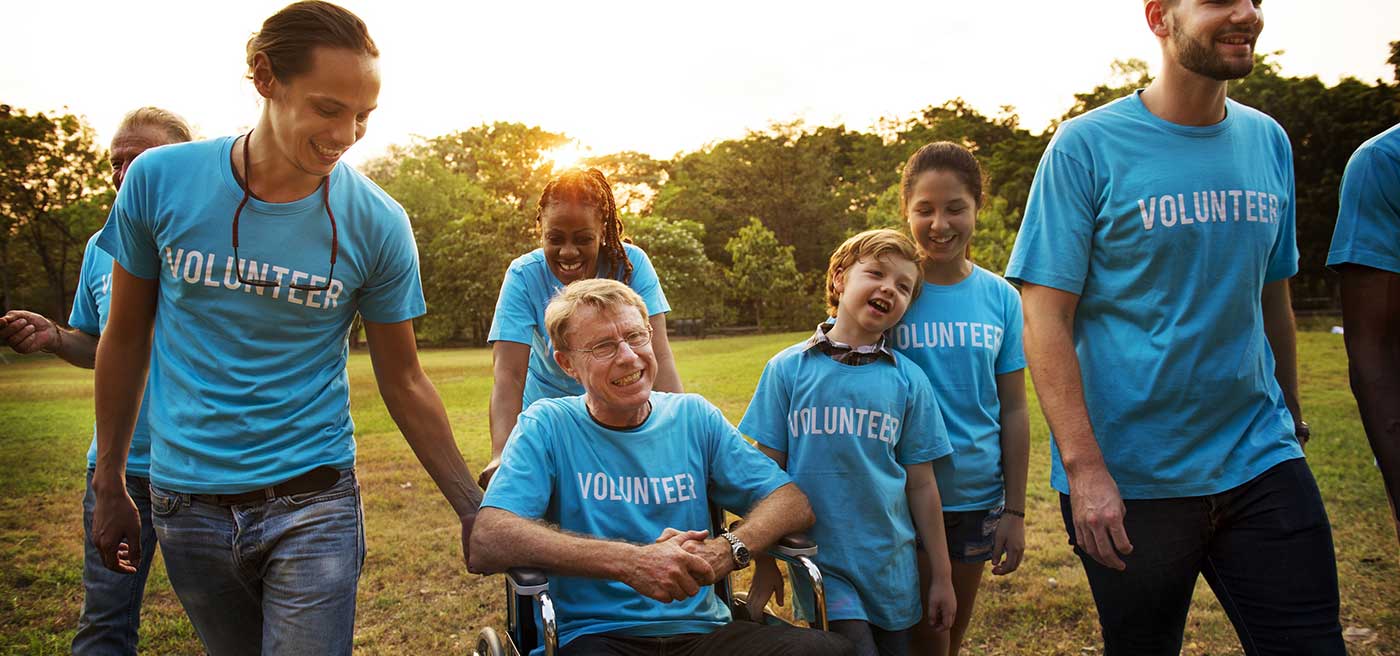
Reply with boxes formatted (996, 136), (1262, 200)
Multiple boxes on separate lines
(735, 544), (751, 565)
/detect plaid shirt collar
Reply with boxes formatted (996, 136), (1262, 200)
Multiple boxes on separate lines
(804, 322), (896, 366)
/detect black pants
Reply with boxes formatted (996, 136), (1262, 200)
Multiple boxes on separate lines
(828, 620), (909, 656)
(559, 620), (855, 656)
(1061, 458), (1346, 656)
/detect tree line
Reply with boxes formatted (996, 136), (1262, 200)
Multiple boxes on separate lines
(3, 46), (1397, 344)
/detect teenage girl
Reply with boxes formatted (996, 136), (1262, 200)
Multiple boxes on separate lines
(896, 142), (1031, 656)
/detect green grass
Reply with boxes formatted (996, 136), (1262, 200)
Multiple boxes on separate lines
(0, 331), (1394, 654)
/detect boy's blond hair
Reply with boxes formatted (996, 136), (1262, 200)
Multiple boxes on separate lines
(824, 229), (924, 318)
(545, 278), (649, 350)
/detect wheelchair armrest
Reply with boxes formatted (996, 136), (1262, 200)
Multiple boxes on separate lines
(769, 532), (817, 558)
(506, 567), (550, 596)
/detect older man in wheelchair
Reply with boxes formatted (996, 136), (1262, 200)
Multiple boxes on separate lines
(469, 279), (854, 656)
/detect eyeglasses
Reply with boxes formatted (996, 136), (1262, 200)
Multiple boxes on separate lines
(231, 129), (338, 291)
(567, 328), (652, 361)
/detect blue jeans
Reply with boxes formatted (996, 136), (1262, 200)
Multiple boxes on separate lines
(149, 470), (365, 656)
(1060, 458), (1346, 656)
(74, 470), (158, 655)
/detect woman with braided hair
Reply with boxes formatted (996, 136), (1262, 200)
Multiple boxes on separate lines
(481, 167), (683, 487)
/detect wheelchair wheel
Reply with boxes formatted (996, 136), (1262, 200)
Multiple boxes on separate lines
(475, 626), (506, 656)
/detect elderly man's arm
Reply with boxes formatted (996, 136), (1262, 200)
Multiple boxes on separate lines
(469, 507), (715, 603)
(684, 482), (814, 583)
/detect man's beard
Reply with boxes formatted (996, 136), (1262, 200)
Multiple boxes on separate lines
(1171, 27), (1256, 81)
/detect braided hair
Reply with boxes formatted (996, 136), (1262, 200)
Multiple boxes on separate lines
(535, 168), (633, 283)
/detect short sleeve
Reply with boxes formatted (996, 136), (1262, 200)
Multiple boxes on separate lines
(628, 247), (671, 316)
(1005, 137), (1097, 295)
(357, 208), (427, 323)
(95, 159), (160, 280)
(487, 262), (536, 344)
(1329, 145), (1400, 274)
(895, 366), (952, 466)
(480, 413), (557, 519)
(69, 240), (104, 336)
(736, 356), (792, 454)
(994, 282), (1027, 375)
(1264, 133), (1300, 282)
(703, 402), (792, 515)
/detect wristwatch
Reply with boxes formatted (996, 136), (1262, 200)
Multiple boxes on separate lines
(719, 531), (751, 569)
(1296, 420), (1311, 445)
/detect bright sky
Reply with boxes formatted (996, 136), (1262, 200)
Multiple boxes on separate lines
(3, 1), (1396, 166)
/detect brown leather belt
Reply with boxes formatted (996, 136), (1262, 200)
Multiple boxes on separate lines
(191, 466), (343, 506)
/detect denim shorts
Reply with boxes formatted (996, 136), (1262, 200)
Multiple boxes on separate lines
(918, 507), (1003, 563)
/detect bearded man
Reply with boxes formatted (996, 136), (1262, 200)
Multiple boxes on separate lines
(1004, 1), (1346, 654)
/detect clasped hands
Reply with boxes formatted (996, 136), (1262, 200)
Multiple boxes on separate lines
(620, 527), (736, 603)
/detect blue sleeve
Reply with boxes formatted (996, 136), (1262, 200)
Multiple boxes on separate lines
(357, 207), (427, 323)
(1264, 132), (1300, 282)
(480, 413), (557, 519)
(736, 356), (792, 454)
(628, 247), (671, 316)
(1329, 145), (1400, 274)
(702, 400), (792, 515)
(95, 159), (160, 280)
(895, 366), (952, 466)
(1005, 137), (1096, 295)
(68, 240), (103, 336)
(994, 282), (1026, 375)
(487, 262), (536, 344)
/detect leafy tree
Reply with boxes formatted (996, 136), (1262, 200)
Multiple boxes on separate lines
(583, 151), (668, 214)
(411, 122), (568, 212)
(1059, 59), (1154, 121)
(894, 99), (1048, 225)
(1390, 40), (1400, 82)
(968, 194), (1021, 276)
(624, 214), (730, 326)
(724, 218), (817, 330)
(373, 154), (532, 344)
(1231, 54), (1400, 298)
(657, 121), (867, 272)
(0, 104), (111, 318)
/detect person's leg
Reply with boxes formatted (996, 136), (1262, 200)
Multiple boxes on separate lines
(1200, 459), (1346, 656)
(1060, 493), (1208, 656)
(942, 562), (984, 656)
(73, 471), (158, 655)
(912, 510), (992, 656)
(687, 620), (855, 656)
(258, 472), (365, 656)
(828, 620), (880, 656)
(868, 625), (911, 656)
(148, 484), (264, 656)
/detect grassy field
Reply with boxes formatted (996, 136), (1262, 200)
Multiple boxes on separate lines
(0, 330), (1395, 654)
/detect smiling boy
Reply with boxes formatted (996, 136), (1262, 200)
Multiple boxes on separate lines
(740, 229), (957, 656)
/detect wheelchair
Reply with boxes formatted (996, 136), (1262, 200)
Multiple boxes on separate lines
(472, 503), (829, 656)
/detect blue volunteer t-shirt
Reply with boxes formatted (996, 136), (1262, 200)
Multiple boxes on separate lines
(1005, 91), (1303, 499)
(738, 344), (951, 630)
(482, 392), (790, 653)
(487, 245), (669, 408)
(95, 136), (426, 494)
(892, 265), (1025, 511)
(1329, 122), (1400, 274)
(70, 233), (155, 477)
